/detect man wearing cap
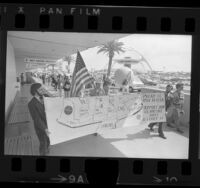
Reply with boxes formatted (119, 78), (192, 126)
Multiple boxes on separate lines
(28, 83), (50, 155)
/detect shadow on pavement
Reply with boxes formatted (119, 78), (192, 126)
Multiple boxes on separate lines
(49, 134), (127, 157)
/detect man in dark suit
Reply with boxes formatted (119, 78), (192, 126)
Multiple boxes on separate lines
(28, 83), (50, 155)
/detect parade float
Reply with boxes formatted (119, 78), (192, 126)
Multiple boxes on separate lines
(43, 51), (166, 145)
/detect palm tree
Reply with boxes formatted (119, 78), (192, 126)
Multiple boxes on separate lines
(97, 40), (125, 77)
(62, 55), (74, 73)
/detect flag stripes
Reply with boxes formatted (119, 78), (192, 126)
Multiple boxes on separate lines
(70, 51), (94, 97)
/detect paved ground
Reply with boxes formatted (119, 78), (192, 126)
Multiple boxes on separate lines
(5, 84), (40, 155)
(5, 78), (190, 158)
(50, 119), (189, 159)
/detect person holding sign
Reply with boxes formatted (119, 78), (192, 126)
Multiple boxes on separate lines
(148, 122), (167, 139)
(28, 83), (51, 155)
(148, 92), (166, 139)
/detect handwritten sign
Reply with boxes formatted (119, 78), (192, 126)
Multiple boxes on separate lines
(56, 93), (143, 128)
(142, 93), (166, 123)
(44, 92), (166, 145)
(101, 120), (116, 129)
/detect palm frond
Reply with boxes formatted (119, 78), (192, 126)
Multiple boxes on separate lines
(97, 40), (125, 56)
(97, 47), (107, 53)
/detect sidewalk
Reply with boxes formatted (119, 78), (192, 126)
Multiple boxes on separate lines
(4, 78), (63, 155)
(50, 118), (189, 159)
(5, 84), (40, 155)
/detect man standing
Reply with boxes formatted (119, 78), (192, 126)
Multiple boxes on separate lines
(90, 81), (105, 96)
(171, 83), (185, 133)
(28, 83), (50, 155)
(164, 84), (175, 128)
(20, 73), (25, 86)
(148, 85), (171, 139)
(42, 74), (46, 85)
(148, 84), (175, 138)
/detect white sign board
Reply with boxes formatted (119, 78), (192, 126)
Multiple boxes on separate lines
(44, 92), (166, 145)
(142, 93), (166, 123)
(44, 97), (101, 145)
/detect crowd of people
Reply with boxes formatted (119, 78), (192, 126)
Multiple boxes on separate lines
(33, 73), (72, 98)
(32, 72), (140, 98)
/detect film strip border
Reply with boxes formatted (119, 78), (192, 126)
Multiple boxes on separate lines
(0, 157), (198, 184)
(0, 4), (200, 33)
(0, 4), (200, 185)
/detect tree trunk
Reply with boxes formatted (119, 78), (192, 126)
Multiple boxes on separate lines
(107, 56), (113, 77)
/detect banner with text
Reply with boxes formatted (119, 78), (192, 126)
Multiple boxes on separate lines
(44, 92), (165, 145)
(142, 92), (166, 123)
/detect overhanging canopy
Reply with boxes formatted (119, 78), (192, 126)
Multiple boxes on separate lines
(8, 31), (130, 61)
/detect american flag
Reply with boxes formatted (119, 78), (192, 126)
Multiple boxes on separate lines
(70, 51), (94, 97)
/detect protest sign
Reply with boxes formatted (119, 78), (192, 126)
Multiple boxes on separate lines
(142, 93), (166, 123)
(44, 92), (166, 145)
(44, 97), (100, 145)
(56, 93), (143, 128)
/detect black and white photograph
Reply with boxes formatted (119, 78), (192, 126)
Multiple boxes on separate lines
(4, 31), (191, 158)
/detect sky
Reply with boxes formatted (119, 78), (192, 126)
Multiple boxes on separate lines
(68, 34), (192, 73)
